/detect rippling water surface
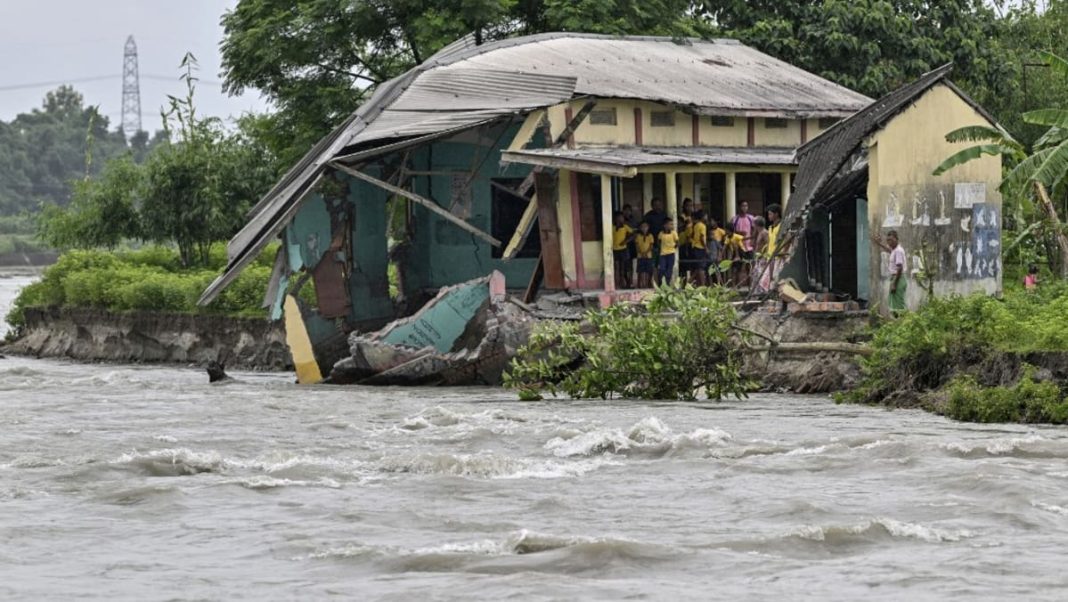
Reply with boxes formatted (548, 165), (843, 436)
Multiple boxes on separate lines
(3, 274), (1068, 600)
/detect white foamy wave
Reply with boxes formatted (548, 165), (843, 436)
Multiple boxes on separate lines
(1032, 500), (1068, 516)
(229, 476), (342, 490)
(113, 448), (226, 475)
(153, 435), (178, 443)
(376, 451), (611, 480)
(544, 417), (731, 458)
(398, 406), (527, 437)
(788, 518), (974, 544)
(940, 434), (1068, 458)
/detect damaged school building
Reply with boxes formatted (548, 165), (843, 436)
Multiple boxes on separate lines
(198, 33), (1004, 385)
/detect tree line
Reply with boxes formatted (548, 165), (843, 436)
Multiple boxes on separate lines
(14, 0), (1068, 270)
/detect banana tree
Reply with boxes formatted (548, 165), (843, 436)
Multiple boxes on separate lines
(933, 50), (1068, 278)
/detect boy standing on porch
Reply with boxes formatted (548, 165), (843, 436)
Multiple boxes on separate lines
(635, 221), (655, 289)
(657, 218), (679, 286)
(872, 230), (907, 313)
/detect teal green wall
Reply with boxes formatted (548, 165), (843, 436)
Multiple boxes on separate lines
(405, 123), (539, 292)
(282, 170), (393, 330)
(381, 281), (488, 352)
(346, 174), (393, 324)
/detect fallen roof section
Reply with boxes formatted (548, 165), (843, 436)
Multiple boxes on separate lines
(783, 64), (995, 228)
(502, 145), (798, 176)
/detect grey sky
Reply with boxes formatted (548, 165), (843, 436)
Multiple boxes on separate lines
(0, 0), (270, 133)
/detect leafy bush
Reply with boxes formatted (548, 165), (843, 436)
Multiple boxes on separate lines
(844, 288), (1068, 407)
(945, 368), (1068, 424)
(504, 285), (750, 401)
(4, 246), (278, 335)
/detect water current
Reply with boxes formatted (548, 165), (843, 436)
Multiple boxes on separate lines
(2, 270), (1068, 600)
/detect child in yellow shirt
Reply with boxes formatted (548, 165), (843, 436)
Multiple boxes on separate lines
(634, 221), (655, 289)
(612, 211), (635, 289)
(690, 210), (709, 286)
(657, 218), (679, 286)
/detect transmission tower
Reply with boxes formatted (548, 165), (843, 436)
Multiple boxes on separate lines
(121, 35), (142, 136)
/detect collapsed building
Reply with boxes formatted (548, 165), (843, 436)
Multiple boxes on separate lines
(198, 33), (1003, 384)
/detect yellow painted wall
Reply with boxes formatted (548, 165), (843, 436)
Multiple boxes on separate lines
(866, 83), (1002, 313)
(754, 118), (802, 147)
(548, 98), (807, 149)
(697, 116), (749, 146)
(556, 169), (578, 284)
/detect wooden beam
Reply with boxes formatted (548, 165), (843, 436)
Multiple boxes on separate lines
(508, 109), (546, 152)
(331, 162), (502, 247)
(502, 193), (539, 258)
(500, 101), (598, 260)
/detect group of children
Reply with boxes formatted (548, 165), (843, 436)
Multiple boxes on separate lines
(611, 198), (782, 290)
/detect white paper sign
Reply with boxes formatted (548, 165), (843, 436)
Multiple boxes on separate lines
(954, 182), (985, 209)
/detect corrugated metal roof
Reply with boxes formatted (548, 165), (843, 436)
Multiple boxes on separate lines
(783, 64), (957, 229)
(201, 32), (873, 305)
(503, 145), (798, 171)
(436, 35), (871, 118)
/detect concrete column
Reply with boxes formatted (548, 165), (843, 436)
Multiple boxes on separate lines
(725, 171), (737, 223)
(642, 172), (654, 213)
(780, 171), (792, 209)
(601, 174), (615, 293)
(665, 171), (679, 281)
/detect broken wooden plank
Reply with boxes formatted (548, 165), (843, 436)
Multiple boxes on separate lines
(507, 109), (547, 152)
(331, 162), (502, 247)
(502, 194), (540, 259)
(501, 101), (598, 260)
(535, 172), (565, 288)
(524, 253), (545, 304)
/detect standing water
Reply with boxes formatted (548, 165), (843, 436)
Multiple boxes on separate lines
(2, 270), (1067, 600)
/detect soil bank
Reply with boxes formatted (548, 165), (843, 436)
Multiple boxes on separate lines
(3, 306), (291, 371)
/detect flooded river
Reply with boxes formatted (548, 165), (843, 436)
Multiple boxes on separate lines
(3, 272), (1068, 600)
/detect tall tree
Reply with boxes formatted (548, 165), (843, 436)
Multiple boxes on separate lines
(220, 0), (707, 164)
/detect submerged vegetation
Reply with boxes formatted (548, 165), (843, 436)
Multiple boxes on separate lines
(841, 284), (1068, 423)
(504, 285), (750, 401)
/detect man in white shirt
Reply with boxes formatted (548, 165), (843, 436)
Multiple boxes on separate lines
(872, 230), (907, 313)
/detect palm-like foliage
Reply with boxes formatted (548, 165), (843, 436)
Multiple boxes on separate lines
(932, 51), (1068, 279)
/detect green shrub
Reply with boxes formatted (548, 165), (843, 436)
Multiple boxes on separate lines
(113, 272), (198, 312)
(119, 246), (182, 271)
(845, 288), (1068, 406)
(504, 284), (749, 401)
(6, 245), (277, 327)
(945, 369), (1068, 424)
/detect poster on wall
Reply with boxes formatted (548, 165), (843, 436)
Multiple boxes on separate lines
(954, 182), (986, 209)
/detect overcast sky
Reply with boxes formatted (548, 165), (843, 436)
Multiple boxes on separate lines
(0, 0), (270, 133)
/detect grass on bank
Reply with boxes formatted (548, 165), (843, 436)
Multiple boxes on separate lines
(840, 282), (1068, 423)
(5, 245), (280, 338)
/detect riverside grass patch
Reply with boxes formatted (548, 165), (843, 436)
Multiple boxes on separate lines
(5, 245), (283, 336)
(841, 283), (1068, 423)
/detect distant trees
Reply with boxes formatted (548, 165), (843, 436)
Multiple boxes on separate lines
(38, 56), (278, 268)
(219, 0), (710, 164)
(0, 86), (151, 217)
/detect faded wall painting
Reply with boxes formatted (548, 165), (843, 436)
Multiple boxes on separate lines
(876, 182), (1000, 283)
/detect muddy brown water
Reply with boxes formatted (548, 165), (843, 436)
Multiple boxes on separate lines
(3, 271), (1068, 600)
